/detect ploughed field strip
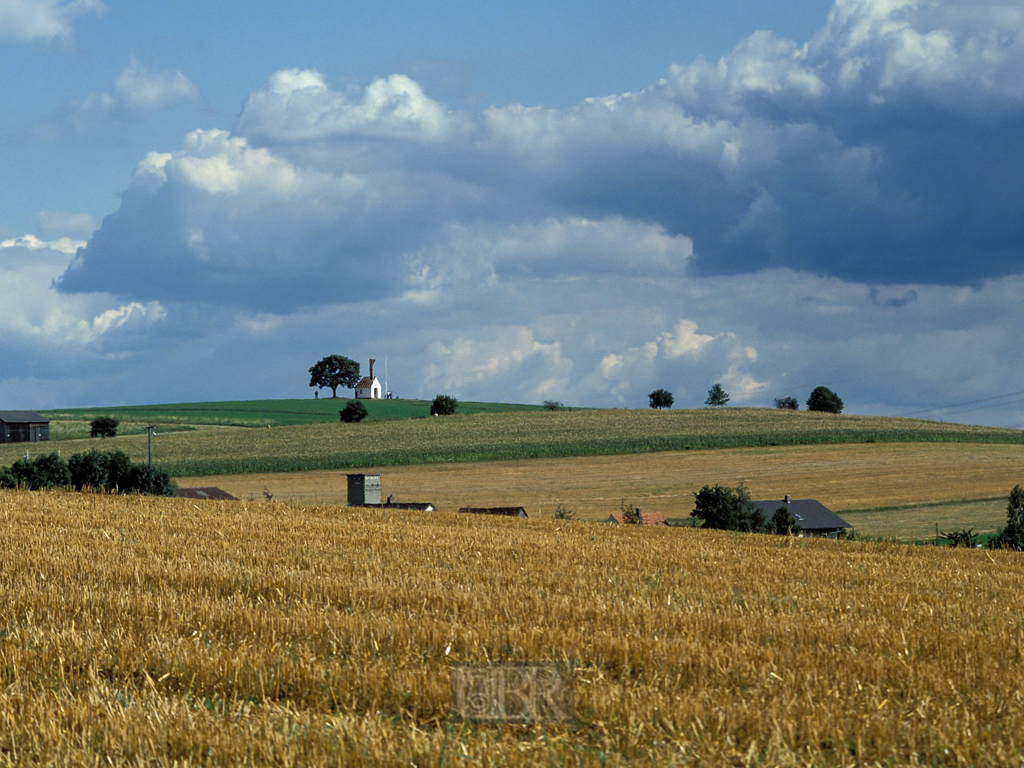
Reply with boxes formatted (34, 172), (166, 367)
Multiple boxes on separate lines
(3, 408), (1020, 477)
(2, 489), (1023, 765)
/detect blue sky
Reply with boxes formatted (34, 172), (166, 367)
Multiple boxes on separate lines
(2, 0), (1023, 426)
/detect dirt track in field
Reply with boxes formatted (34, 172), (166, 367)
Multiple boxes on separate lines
(177, 442), (1024, 535)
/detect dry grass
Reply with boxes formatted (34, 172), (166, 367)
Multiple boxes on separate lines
(3, 489), (1024, 765)
(182, 442), (1024, 536)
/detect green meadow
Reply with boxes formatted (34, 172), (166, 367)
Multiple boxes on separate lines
(40, 397), (549, 435)
(8, 405), (1022, 477)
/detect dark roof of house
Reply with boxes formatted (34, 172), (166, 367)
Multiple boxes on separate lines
(355, 376), (378, 389)
(607, 512), (669, 526)
(360, 502), (437, 511)
(458, 507), (528, 518)
(751, 498), (851, 531)
(0, 410), (49, 424)
(173, 487), (239, 501)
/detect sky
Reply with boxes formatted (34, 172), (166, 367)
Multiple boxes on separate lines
(1, 0), (1023, 426)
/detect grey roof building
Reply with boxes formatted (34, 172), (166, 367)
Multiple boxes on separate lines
(173, 487), (239, 501)
(458, 507), (528, 518)
(751, 496), (852, 538)
(0, 411), (50, 444)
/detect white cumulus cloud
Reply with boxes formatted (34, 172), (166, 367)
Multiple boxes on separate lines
(35, 58), (200, 137)
(0, 0), (105, 45)
(235, 69), (457, 143)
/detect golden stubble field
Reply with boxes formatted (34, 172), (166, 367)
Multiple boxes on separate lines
(180, 442), (1024, 538)
(3, 489), (1024, 765)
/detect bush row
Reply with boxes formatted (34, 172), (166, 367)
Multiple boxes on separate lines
(0, 450), (173, 495)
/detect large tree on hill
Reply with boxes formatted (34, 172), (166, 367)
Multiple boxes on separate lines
(705, 383), (730, 407)
(308, 355), (360, 398)
(806, 386), (844, 414)
(648, 389), (674, 409)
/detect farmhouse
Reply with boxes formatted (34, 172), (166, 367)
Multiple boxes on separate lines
(751, 495), (852, 538)
(458, 507), (528, 518)
(0, 411), (50, 444)
(606, 511), (669, 526)
(354, 358), (382, 400)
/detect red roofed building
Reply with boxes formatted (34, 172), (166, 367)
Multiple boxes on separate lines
(354, 358), (382, 399)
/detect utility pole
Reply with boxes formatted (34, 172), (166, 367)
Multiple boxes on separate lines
(147, 425), (156, 469)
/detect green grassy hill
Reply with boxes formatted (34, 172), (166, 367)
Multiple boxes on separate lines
(40, 397), (549, 437)
(8, 405), (1023, 477)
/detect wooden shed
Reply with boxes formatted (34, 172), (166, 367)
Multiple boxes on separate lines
(0, 411), (50, 444)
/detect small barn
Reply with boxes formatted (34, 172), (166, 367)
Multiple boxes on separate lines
(0, 411), (50, 444)
(750, 495), (852, 538)
(458, 507), (528, 518)
(606, 511), (669, 526)
(347, 473), (382, 506)
(354, 358), (382, 400)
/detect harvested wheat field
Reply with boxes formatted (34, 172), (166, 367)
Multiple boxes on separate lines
(182, 442), (1024, 533)
(2, 489), (1024, 765)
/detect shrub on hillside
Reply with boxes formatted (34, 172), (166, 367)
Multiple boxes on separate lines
(124, 465), (174, 496)
(10, 453), (72, 490)
(807, 386), (844, 414)
(430, 395), (458, 416)
(774, 397), (799, 410)
(68, 450), (110, 491)
(339, 400), (368, 423)
(543, 400), (563, 411)
(90, 416), (119, 438)
(4, 449), (169, 496)
(67, 449), (134, 492)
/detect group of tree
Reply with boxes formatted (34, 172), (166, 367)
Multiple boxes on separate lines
(691, 483), (801, 536)
(0, 449), (172, 495)
(774, 386), (844, 414)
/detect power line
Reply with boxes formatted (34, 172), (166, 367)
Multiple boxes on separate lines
(902, 389), (1024, 418)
